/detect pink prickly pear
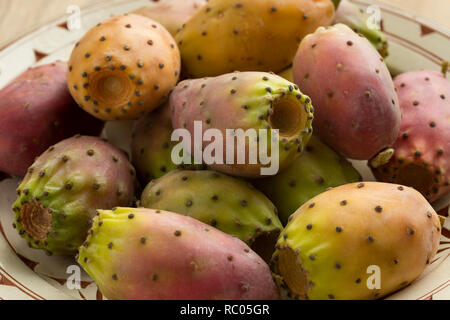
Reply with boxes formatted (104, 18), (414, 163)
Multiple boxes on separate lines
(77, 207), (280, 300)
(372, 70), (450, 202)
(293, 24), (400, 160)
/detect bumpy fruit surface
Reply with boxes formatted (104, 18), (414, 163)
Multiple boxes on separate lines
(133, 0), (206, 36)
(254, 136), (361, 224)
(176, 0), (334, 78)
(170, 72), (314, 178)
(131, 104), (203, 185)
(141, 170), (282, 260)
(334, 0), (388, 57)
(78, 207), (280, 300)
(272, 182), (442, 300)
(372, 70), (450, 202)
(0, 62), (103, 176)
(12, 136), (136, 255)
(67, 14), (180, 120)
(293, 24), (400, 160)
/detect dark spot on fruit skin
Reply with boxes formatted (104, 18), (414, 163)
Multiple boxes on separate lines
(357, 183), (364, 188)
(308, 203), (315, 209)
(375, 206), (382, 213)
(174, 230), (182, 237)
(306, 224), (312, 230)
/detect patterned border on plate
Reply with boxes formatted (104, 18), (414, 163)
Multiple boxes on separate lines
(0, 0), (449, 300)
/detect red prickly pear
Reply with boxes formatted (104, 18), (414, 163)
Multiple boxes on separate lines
(293, 24), (400, 160)
(0, 62), (103, 176)
(372, 70), (450, 202)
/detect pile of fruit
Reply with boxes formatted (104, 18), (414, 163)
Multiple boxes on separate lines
(0, 0), (448, 300)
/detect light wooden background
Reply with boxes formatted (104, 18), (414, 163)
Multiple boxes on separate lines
(0, 0), (449, 48)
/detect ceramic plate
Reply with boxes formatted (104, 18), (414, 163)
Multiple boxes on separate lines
(0, 0), (449, 300)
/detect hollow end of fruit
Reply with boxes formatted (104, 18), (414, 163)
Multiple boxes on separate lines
(251, 230), (280, 263)
(20, 201), (52, 241)
(277, 247), (309, 299)
(268, 97), (306, 140)
(88, 70), (134, 108)
(396, 163), (435, 197)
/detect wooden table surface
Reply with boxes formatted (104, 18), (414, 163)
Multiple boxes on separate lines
(0, 0), (449, 48)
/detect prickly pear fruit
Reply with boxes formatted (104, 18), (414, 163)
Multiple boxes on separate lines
(131, 104), (203, 185)
(176, 0), (335, 78)
(170, 72), (314, 178)
(254, 136), (361, 224)
(77, 207), (280, 300)
(0, 62), (103, 176)
(334, 0), (388, 57)
(67, 14), (180, 121)
(278, 67), (294, 82)
(293, 24), (400, 160)
(141, 170), (282, 260)
(12, 136), (136, 255)
(272, 182), (442, 300)
(133, 0), (206, 36)
(371, 70), (450, 202)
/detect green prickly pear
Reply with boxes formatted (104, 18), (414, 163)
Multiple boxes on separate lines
(77, 207), (280, 300)
(131, 104), (204, 185)
(334, 0), (389, 57)
(12, 136), (136, 255)
(254, 136), (361, 224)
(141, 169), (283, 260)
(272, 182), (442, 300)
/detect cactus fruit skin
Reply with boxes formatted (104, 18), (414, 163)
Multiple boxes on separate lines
(131, 104), (204, 185)
(12, 136), (136, 255)
(254, 136), (361, 225)
(170, 72), (314, 178)
(141, 170), (283, 260)
(334, 0), (388, 57)
(67, 14), (180, 121)
(176, 0), (335, 78)
(133, 0), (206, 37)
(131, 104), (179, 184)
(78, 207), (280, 300)
(371, 70), (450, 203)
(0, 62), (103, 176)
(272, 182), (442, 300)
(293, 24), (400, 160)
